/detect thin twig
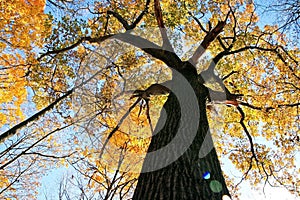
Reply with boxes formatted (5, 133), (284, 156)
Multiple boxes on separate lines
(99, 97), (142, 159)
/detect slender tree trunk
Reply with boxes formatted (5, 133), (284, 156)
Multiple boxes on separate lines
(132, 65), (230, 200)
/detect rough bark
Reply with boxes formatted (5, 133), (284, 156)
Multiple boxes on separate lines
(132, 63), (230, 200)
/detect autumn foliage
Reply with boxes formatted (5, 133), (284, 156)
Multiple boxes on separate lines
(0, 0), (49, 125)
(0, 0), (299, 199)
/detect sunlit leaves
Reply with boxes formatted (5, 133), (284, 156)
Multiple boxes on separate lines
(0, 1), (54, 199)
(0, 0), (299, 199)
(54, 0), (300, 197)
(0, 0), (50, 127)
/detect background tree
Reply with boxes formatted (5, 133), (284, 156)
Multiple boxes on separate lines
(258, 0), (300, 43)
(0, 0), (55, 199)
(0, 0), (299, 199)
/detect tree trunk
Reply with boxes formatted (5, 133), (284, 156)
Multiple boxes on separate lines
(132, 65), (230, 200)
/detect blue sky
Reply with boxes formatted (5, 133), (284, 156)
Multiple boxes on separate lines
(0, 0), (295, 199)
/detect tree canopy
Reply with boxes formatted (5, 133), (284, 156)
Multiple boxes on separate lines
(0, 0), (299, 199)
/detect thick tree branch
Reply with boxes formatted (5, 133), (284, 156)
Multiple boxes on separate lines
(114, 33), (182, 69)
(130, 83), (170, 99)
(38, 35), (113, 61)
(39, 32), (183, 71)
(99, 81), (172, 160)
(215, 42), (299, 81)
(207, 86), (242, 103)
(234, 106), (262, 186)
(240, 101), (300, 112)
(201, 38), (296, 103)
(130, 0), (151, 29)
(154, 0), (173, 51)
(0, 66), (107, 143)
(201, 52), (241, 103)
(107, 10), (131, 30)
(200, 10), (236, 84)
(204, 45), (291, 77)
(106, 0), (150, 30)
(189, 20), (226, 65)
(0, 89), (74, 143)
(235, 105), (279, 187)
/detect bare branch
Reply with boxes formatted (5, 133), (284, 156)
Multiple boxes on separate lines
(240, 101), (300, 112)
(235, 156), (253, 188)
(233, 106), (264, 188)
(40, 32), (183, 71)
(38, 35), (113, 61)
(130, 0), (151, 29)
(188, 11), (208, 33)
(217, 36), (228, 50)
(145, 99), (154, 134)
(23, 151), (75, 159)
(0, 161), (34, 194)
(237, 106), (259, 165)
(0, 125), (70, 170)
(222, 71), (238, 80)
(107, 10), (131, 30)
(204, 41), (298, 85)
(96, 0), (150, 31)
(99, 97), (142, 159)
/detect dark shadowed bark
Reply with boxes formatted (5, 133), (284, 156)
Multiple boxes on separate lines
(132, 62), (230, 200)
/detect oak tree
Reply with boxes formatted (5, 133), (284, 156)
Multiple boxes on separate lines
(0, 0), (299, 199)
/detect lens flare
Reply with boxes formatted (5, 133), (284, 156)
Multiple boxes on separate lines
(202, 171), (211, 179)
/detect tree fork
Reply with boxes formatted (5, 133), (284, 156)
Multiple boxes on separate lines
(132, 67), (230, 200)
